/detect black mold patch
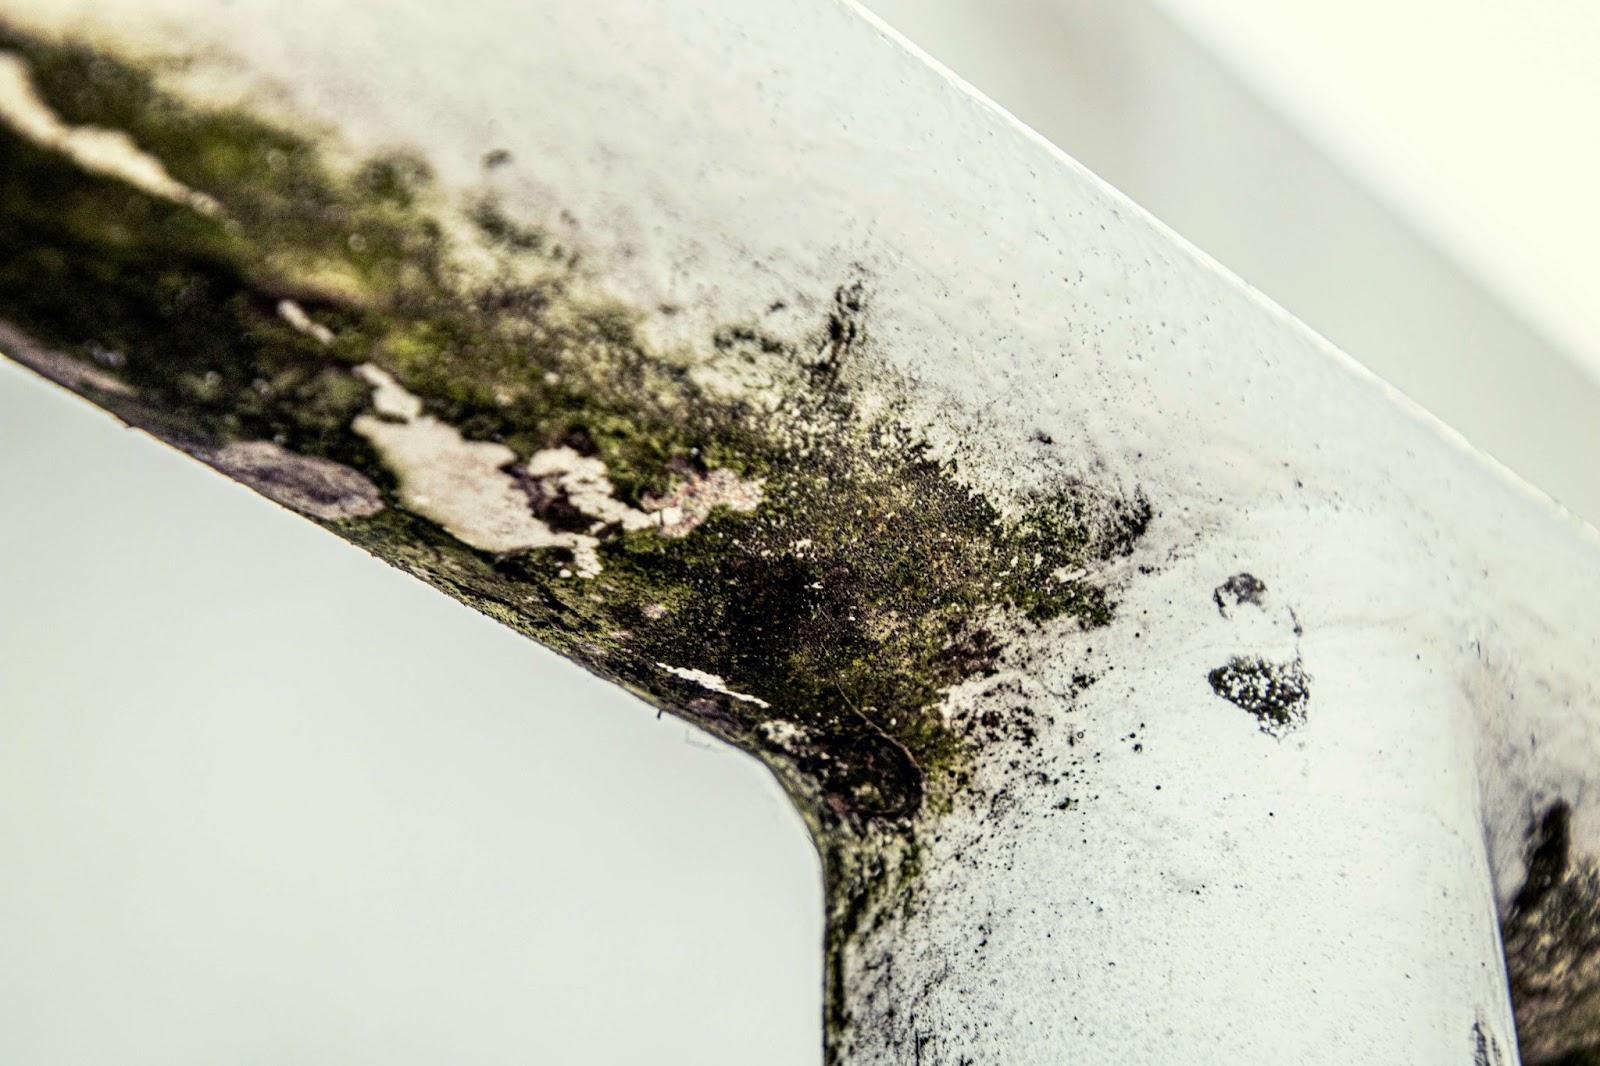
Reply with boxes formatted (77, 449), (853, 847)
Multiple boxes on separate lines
(1503, 801), (1600, 1065)
(817, 278), (867, 378)
(1213, 572), (1266, 617)
(1207, 655), (1309, 737)
(1473, 1019), (1508, 1066)
(0, 27), (1155, 1059)
(1517, 802), (1574, 917)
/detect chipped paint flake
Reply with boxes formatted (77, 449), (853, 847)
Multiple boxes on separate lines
(524, 446), (655, 531)
(351, 368), (762, 572)
(355, 410), (578, 554)
(351, 364), (601, 572)
(276, 300), (335, 346)
(760, 719), (806, 747)
(0, 51), (218, 214)
(209, 440), (383, 521)
(355, 364), (424, 421)
(656, 662), (772, 708)
(642, 466), (765, 537)
(0, 320), (134, 396)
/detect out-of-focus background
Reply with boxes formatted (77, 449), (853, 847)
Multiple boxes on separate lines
(2, 2), (1596, 1064)
(868, 0), (1600, 526)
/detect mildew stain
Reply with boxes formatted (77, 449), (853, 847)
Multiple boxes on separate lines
(1207, 655), (1310, 737)
(1502, 800), (1600, 1065)
(208, 439), (383, 521)
(1472, 1018), (1509, 1066)
(0, 50), (216, 214)
(0, 24), (1152, 1059)
(1212, 571), (1266, 617)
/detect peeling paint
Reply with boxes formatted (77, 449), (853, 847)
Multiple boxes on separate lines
(351, 366), (601, 569)
(277, 299), (334, 346)
(761, 719), (807, 747)
(354, 365), (425, 422)
(209, 439), (383, 521)
(523, 446), (656, 533)
(642, 465), (765, 537)
(0, 50), (216, 214)
(0, 319), (134, 396)
(657, 663), (774, 709)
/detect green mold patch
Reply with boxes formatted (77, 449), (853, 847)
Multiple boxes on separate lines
(0, 25), (1152, 1054)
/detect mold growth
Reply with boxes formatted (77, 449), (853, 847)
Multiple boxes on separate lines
(1213, 571), (1266, 617)
(0, 25), (1152, 1057)
(208, 439), (384, 521)
(656, 663), (773, 709)
(1503, 801), (1600, 1065)
(348, 365), (611, 572)
(0, 50), (216, 213)
(1207, 655), (1310, 737)
(1473, 1018), (1509, 1066)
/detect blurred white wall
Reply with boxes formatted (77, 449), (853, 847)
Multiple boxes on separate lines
(1166, 0), (1600, 375)
(0, 368), (822, 1065)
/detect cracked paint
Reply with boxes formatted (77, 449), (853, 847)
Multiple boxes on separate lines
(351, 365), (604, 570)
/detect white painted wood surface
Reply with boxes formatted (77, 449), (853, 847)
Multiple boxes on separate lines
(2, 1), (1597, 1062)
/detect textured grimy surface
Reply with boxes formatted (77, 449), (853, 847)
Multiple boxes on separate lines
(1, 2), (1599, 1063)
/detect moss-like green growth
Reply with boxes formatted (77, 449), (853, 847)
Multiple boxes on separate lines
(0, 26), (1150, 1057)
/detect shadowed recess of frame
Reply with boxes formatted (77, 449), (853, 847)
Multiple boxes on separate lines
(0, 23), (1153, 1054)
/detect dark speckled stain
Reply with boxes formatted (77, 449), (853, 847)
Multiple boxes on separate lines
(1212, 571), (1266, 617)
(7, 21), (1597, 1066)
(0, 25), (1150, 1058)
(1206, 655), (1309, 736)
(1473, 1018), (1508, 1066)
(1503, 801), (1600, 1065)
